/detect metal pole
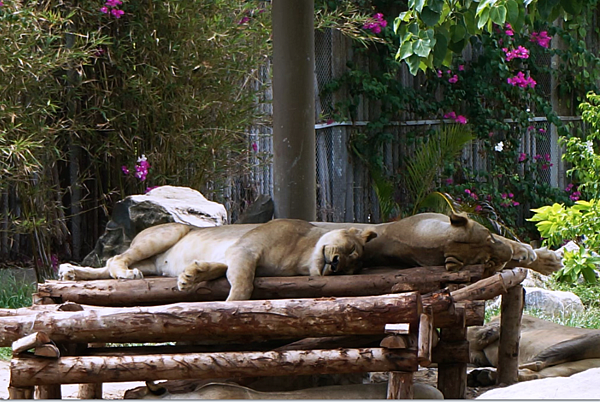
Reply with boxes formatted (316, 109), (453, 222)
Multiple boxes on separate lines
(272, 0), (316, 220)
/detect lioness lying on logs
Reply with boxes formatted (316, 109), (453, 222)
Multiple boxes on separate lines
(468, 315), (600, 385)
(59, 219), (377, 300)
(314, 212), (562, 276)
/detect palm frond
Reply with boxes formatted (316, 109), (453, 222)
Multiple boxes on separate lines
(406, 124), (474, 214)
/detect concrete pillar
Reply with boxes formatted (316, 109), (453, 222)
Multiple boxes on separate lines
(272, 0), (316, 220)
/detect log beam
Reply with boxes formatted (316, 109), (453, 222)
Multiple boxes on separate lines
(387, 372), (413, 399)
(35, 265), (483, 307)
(0, 293), (421, 346)
(451, 268), (527, 302)
(9, 348), (418, 387)
(497, 284), (523, 385)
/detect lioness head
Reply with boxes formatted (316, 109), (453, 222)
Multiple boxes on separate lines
(310, 228), (377, 276)
(445, 213), (513, 273)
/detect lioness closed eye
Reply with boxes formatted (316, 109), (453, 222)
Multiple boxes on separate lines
(59, 219), (377, 300)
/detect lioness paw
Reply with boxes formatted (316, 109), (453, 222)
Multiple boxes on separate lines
(177, 273), (195, 291)
(58, 264), (78, 281)
(511, 242), (536, 264)
(117, 268), (143, 280)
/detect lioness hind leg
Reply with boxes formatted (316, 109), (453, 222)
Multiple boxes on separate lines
(225, 249), (260, 301)
(177, 261), (228, 291)
(107, 223), (192, 280)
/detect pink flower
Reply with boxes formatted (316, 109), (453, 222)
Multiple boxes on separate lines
(111, 8), (124, 18)
(530, 31), (551, 48)
(100, 6), (109, 13)
(363, 13), (387, 34)
(503, 46), (530, 61)
(539, 128), (547, 134)
(505, 23), (514, 36)
(444, 111), (457, 120)
(475, 205), (483, 212)
(445, 178), (454, 185)
(458, 65), (465, 71)
(507, 71), (536, 88)
(501, 193), (507, 199)
(518, 153), (527, 162)
(544, 153), (551, 162)
(0, 1), (4, 6)
(570, 191), (581, 201)
(566, 183), (574, 192)
(238, 16), (250, 24)
(251, 142), (258, 152)
(121, 166), (130, 175)
(448, 75), (458, 84)
(436, 70), (443, 78)
(326, 119), (334, 125)
(145, 186), (158, 193)
(508, 193), (514, 198)
(455, 115), (467, 124)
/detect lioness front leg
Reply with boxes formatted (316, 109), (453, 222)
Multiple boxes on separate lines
(177, 261), (228, 291)
(59, 263), (111, 281)
(225, 248), (259, 301)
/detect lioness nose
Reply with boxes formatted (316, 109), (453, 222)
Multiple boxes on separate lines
(331, 255), (339, 272)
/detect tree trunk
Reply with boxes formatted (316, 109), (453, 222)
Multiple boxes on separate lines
(436, 302), (467, 399)
(0, 293), (421, 346)
(36, 265), (480, 307)
(10, 348), (417, 387)
(387, 372), (413, 399)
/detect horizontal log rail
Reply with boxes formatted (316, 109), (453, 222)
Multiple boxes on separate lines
(9, 348), (418, 387)
(0, 293), (422, 346)
(35, 265), (485, 307)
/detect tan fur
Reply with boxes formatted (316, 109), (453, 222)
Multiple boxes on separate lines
(468, 315), (600, 382)
(314, 212), (562, 276)
(124, 381), (444, 399)
(59, 219), (376, 301)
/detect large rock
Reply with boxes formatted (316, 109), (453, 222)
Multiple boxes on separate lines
(82, 186), (227, 267)
(477, 367), (600, 399)
(487, 287), (584, 317)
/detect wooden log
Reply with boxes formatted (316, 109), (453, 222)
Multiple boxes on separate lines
(417, 313), (433, 367)
(497, 284), (523, 386)
(380, 335), (413, 349)
(9, 347), (418, 387)
(34, 344), (60, 358)
(451, 268), (527, 302)
(431, 300), (484, 328)
(35, 265), (482, 307)
(387, 372), (413, 399)
(436, 304), (467, 399)
(274, 335), (384, 351)
(0, 293), (422, 346)
(432, 340), (470, 364)
(12, 332), (51, 354)
(78, 384), (102, 399)
(35, 385), (61, 399)
(0, 302), (83, 317)
(8, 386), (33, 399)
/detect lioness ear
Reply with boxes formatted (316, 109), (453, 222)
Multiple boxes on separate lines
(449, 212), (469, 227)
(360, 228), (377, 243)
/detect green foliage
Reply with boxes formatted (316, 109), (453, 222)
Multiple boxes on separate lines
(529, 201), (600, 283)
(406, 124), (474, 214)
(0, 271), (35, 309)
(394, 0), (583, 75)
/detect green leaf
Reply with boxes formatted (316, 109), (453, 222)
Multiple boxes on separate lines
(420, 7), (442, 26)
(397, 40), (414, 61)
(506, 0), (519, 22)
(451, 24), (467, 43)
(409, 0), (426, 13)
(489, 5), (507, 25)
(561, 0), (583, 15)
(406, 54), (422, 75)
(477, 8), (490, 29)
(433, 32), (448, 66)
(429, 0), (445, 14)
(413, 38), (433, 57)
(538, 0), (560, 20)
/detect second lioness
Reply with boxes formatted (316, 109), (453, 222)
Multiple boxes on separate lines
(59, 219), (376, 300)
(314, 212), (562, 276)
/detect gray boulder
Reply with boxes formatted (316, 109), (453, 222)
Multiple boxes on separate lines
(82, 186), (226, 267)
(487, 287), (584, 317)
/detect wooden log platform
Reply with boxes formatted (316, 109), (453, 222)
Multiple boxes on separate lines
(9, 347), (418, 387)
(35, 265), (485, 307)
(0, 293), (422, 346)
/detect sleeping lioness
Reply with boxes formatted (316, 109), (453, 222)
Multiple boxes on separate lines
(314, 212), (562, 276)
(59, 219), (376, 300)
